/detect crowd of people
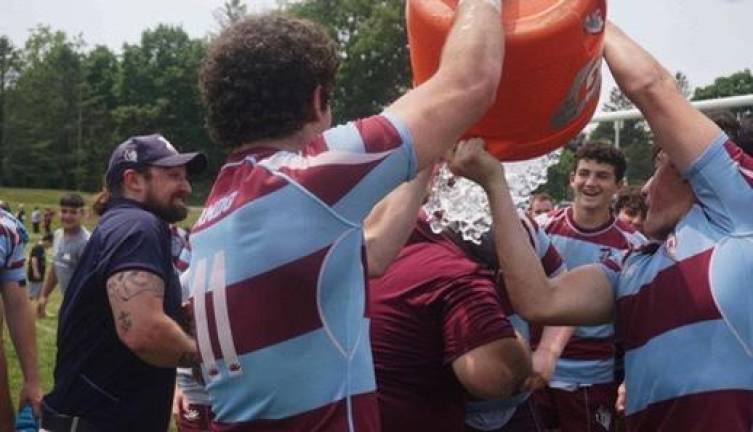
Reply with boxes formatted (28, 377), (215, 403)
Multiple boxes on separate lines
(1, 2), (753, 431)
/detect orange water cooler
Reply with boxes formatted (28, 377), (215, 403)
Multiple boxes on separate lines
(407, 0), (606, 160)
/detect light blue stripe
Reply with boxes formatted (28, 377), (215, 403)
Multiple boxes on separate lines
(508, 314), (529, 341)
(616, 211), (721, 298)
(207, 320), (377, 423)
(318, 228), (367, 356)
(573, 323), (614, 339)
(333, 146), (417, 223)
(624, 319), (753, 415)
(710, 236), (753, 356)
(190, 183), (354, 287)
(552, 358), (614, 384)
(323, 122), (364, 154)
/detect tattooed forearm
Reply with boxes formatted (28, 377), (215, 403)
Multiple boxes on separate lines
(117, 311), (132, 334)
(107, 271), (165, 303)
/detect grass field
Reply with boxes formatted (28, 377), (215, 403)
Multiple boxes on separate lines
(1, 186), (202, 430)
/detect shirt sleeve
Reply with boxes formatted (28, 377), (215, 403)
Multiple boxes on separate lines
(442, 275), (516, 364)
(0, 218), (28, 284)
(709, 237), (753, 357)
(260, 113), (418, 223)
(683, 133), (753, 234)
(104, 218), (170, 283)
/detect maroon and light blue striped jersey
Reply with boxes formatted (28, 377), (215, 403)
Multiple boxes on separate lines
(537, 206), (646, 385)
(0, 209), (27, 285)
(601, 135), (753, 431)
(186, 113), (416, 431)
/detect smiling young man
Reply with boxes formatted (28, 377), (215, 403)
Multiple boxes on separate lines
(532, 142), (645, 432)
(38, 194), (90, 318)
(486, 22), (753, 432)
(42, 134), (207, 432)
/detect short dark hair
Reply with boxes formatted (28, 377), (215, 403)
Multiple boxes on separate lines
(573, 141), (627, 182)
(42, 233), (53, 243)
(60, 193), (85, 209)
(707, 110), (740, 142)
(200, 14), (340, 149)
(614, 186), (647, 218)
(531, 192), (553, 204)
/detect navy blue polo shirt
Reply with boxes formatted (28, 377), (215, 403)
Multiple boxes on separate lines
(44, 198), (183, 431)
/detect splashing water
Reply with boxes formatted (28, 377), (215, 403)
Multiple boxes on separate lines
(424, 149), (562, 244)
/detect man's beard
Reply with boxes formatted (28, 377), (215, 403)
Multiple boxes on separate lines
(144, 193), (188, 224)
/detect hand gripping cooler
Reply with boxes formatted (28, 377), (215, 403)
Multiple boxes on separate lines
(407, 0), (607, 160)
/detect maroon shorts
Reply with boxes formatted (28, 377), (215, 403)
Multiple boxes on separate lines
(176, 403), (215, 432)
(532, 382), (618, 432)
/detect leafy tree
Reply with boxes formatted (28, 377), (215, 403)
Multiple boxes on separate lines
(285, 0), (411, 123)
(0, 36), (21, 183)
(693, 69), (753, 117)
(3, 27), (85, 189)
(213, 0), (248, 31)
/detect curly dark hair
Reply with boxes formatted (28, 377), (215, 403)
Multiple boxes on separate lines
(199, 14), (340, 149)
(573, 141), (627, 182)
(614, 186), (647, 219)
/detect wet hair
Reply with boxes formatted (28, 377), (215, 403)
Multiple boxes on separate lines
(60, 193), (85, 209)
(573, 141), (627, 182)
(199, 14), (340, 149)
(614, 186), (647, 219)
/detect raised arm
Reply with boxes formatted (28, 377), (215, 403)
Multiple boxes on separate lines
(449, 140), (615, 326)
(604, 22), (720, 171)
(107, 270), (198, 368)
(364, 168), (433, 277)
(387, 0), (504, 170)
(1, 281), (42, 416)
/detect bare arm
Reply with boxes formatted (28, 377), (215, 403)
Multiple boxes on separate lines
(30, 256), (41, 280)
(453, 332), (531, 399)
(107, 270), (198, 368)
(364, 168), (433, 277)
(526, 326), (574, 390)
(449, 140), (615, 325)
(604, 22), (720, 172)
(1, 281), (42, 415)
(40, 266), (57, 299)
(387, 0), (503, 170)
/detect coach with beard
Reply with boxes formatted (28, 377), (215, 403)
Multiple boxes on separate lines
(42, 134), (207, 432)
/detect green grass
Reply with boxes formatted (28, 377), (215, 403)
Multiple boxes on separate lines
(0, 187), (202, 431)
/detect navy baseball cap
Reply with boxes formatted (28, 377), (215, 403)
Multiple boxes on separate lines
(106, 134), (207, 188)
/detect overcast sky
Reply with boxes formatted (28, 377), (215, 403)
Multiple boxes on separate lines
(3, 0), (752, 112)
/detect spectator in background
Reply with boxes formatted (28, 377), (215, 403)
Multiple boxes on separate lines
(37, 194), (90, 318)
(30, 207), (42, 234)
(15, 204), (26, 225)
(42, 134), (207, 432)
(528, 192), (555, 218)
(0, 208), (42, 428)
(43, 208), (53, 235)
(27, 233), (53, 318)
(614, 186), (648, 234)
(533, 142), (646, 432)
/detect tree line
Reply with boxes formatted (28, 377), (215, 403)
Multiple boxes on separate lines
(0, 0), (750, 202)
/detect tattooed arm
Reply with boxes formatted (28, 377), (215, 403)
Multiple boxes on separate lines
(107, 270), (198, 368)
